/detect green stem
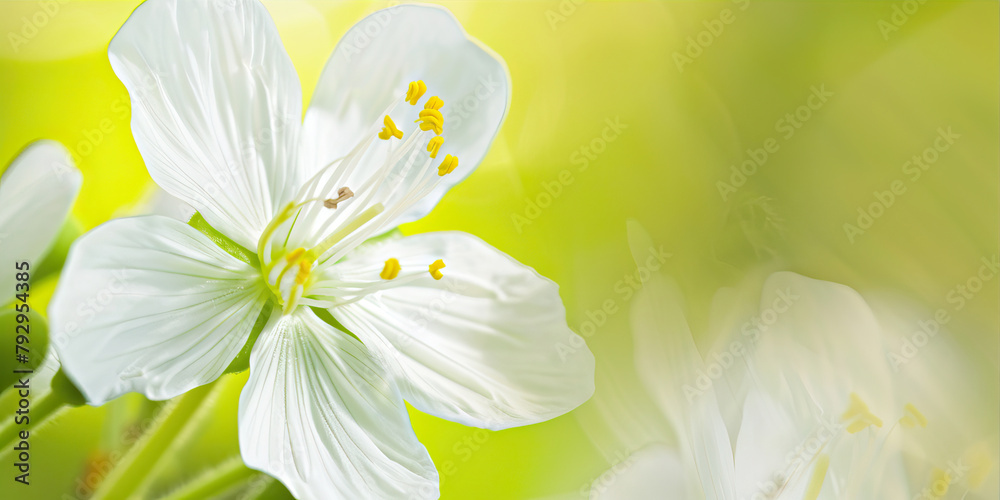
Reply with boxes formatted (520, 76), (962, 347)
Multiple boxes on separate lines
(131, 373), (243, 498)
(156, 456), (257, 500)
(242, 473), (283, 499)
(0, 389), (67, 459)
(0, 367), (85, 459)
(90, 383), (214, 500)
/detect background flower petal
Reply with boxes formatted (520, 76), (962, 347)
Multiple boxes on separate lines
(0, 140), (81, 304)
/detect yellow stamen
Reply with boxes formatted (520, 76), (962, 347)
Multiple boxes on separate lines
(802, 454), (829, 500)
(927, 467), (951, 499)
(295, 260), (312, 285)
(841, 393), (883, 434)
(427, 136), (444, 159)
(274, 247), (309, 291)
(284, 247), (305, 263)
(965, 443), (992, 489)
(899, 403), (928, 429)
(257, 201), (298, 275)
(405, 80), (427, 105)
(424, 96), (443, 110)
(415, 108), (444, 135)
(437, 154), (458, 176)
(380, 258), (401, 280)
(378, 115), (403, 140)
(429, 259), (445, 280)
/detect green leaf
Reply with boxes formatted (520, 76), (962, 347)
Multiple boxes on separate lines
(187, 212), (259, 267)
(50, 367), (86, 407)
(224, 300), (275, 375)
(33, 215), (83, 283)
(311, 306), (362, 343)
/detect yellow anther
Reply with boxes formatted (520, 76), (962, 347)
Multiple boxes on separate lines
(418, 108), (443, 121)
(427, 136), (444, 159)
(285, 247), (306, 263)
(965, 443), (992, 489)
(415, 108), (444, 135)
(405, 80), (427, 105)
(927, 467), (951, 499)
(841, 393), (883, 434)
(802, 454), (829, 500)
(378, 115), (403, 140)
(429, 259), (445, 280)
(295, 260), (312, 285)
(424, 96), (443, 110)
(437, 154), (458, 176)
(899, 403), (928, 429)
(380, 258), (401, 280)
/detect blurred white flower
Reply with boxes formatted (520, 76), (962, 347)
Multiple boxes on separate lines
(589, 221), (996, 500)
(49, 1), (594, 498)
(0, 140), (81, 304)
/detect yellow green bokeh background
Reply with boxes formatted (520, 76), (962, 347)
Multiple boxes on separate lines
(1, 1), (997, 499)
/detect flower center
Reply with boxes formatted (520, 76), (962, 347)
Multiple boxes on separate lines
(254, 80), (456, 314)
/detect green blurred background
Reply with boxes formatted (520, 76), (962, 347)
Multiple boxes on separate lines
(0, 1), (997, 498)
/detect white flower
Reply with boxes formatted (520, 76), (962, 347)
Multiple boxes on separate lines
(49, 1), (595, 499)
(0, 140), (81, 305)
(590, 222), (996, 499)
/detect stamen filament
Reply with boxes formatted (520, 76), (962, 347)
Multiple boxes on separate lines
(282, 285), (304, 315)
(308, 203), (385, 259)
(803, 455), (830, 500)
(257, 202), (297, 272)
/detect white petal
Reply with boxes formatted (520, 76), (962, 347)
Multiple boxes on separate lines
(0, 140), (81, 303)
(590, 444), (695, 500)
(50, 216), (268, 404)
(300, 4), (510, 225)
(752, 272), (897, 419)
(626, 221), (737, 500)
(109, 0), (303, 249)
(732, 389), (804, 500)
(238, 308), (437, 500)
(328, 231), (594, 430)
